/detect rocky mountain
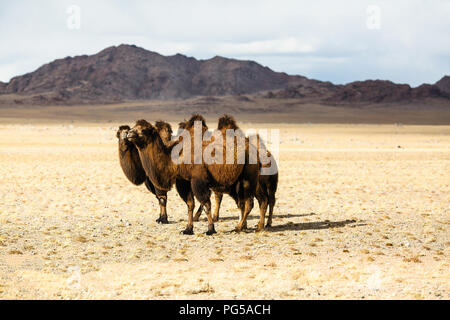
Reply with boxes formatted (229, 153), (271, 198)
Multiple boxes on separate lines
(0, 44), (304, 104)
(436, 76), (450, 95)
(0, 44), (448, 106)
(265, 78), (449, 105)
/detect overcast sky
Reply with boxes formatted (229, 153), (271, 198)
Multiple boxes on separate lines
(0, 0), (449, 86)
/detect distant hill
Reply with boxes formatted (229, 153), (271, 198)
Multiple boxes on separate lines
(265, 78), (449, 105)
(436, 76), (450, 95)
(0, 44), (448, 106)
(0, 44), (305, 104)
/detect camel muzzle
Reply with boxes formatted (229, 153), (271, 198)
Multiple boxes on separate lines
(127, 131), (138, 140)
(120, 131), (128, 140)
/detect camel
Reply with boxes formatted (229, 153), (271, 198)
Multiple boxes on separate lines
(193, 115), (278, 230)
(177, 120), (225, 224)
(127, 115), (257, 235)
(116, 122), (176, 224)
(252, 135), (278, 228)
(179, 114), (261, 232)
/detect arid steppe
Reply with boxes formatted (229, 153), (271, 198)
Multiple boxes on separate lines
(0, 121), (448, 299)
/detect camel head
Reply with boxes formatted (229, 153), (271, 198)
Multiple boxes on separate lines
(127, 119), (158, 148)
(155, 120), (173, 144)
(117, 125), (134, 151)
(116, 125), (131, 141)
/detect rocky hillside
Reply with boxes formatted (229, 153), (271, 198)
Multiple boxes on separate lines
(265, 78), (449, 105)
(0, 44), (448, 106)
(0, 44), (305, 104)
(436, 76), (450, 95)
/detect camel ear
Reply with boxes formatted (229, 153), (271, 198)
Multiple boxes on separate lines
(116, 131), (120, 139)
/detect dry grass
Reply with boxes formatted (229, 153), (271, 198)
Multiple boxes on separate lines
(0, 121), (449, 299)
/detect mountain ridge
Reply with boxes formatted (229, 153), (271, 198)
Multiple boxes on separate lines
(0, 44), (448, 106)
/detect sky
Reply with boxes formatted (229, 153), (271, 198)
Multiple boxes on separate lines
(0, 0), (449, 86)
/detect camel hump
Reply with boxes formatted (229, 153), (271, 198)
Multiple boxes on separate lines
(218, 114), (239, 131)
(187, 114), (208, 131)
(178, 120), (188, 130)
(155, 121), (173, 135)
(135, 119), (152, 127)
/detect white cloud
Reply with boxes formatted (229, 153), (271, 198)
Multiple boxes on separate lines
(0, 0), (449, 85)
(212, 38), (319, 56)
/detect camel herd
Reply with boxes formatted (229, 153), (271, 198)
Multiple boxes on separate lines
(116, 114), (278, 235)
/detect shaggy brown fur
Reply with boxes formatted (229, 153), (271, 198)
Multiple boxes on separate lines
(195, 155), (278, 229)
(155, 120), (174, 147)
(128, 114), (257, 235)
(194, 115), (277, 231)
(116, 122), (177, 224)
(217, 114), (239, 131)
(127, 120), (197, 232)
(190, 114), (262, 231)
(254, 136), (278, 228)
(117, 125), (147, 186)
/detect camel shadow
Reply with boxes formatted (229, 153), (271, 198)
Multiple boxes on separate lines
(199, 213), (316, 222)
(267, 219), (358, 232)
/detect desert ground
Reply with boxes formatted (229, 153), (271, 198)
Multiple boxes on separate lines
(0, 118), (449, 299)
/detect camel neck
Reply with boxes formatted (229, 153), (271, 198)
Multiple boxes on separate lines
(137, 137), (177, 190)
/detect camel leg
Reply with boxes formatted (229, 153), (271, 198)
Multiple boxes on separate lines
(155, 189), (168, 224)
(238, 200), (248, 230)
(176, 179), (195, 235)
(183, 193), (195, 235)
(156, 196), (169, 224)
(202, 200), (216, 235)
(235, 197), (253, 232)
(193, 205), (203, 222)
(230, 186), (246, 229)
(212, 192), (223, 222)
(191, 178), (216, 235)
(234, 163), (258, 232)
(144, 178), (169, 224)
(266, 193), (276, 228)
(256, 196), (268, 232)
(255, 184), (269, 232)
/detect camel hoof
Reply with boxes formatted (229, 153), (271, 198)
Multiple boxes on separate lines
(265, 223), (272, 228)
(182, 226), (194, 235)
(256, 226), (265, 232)
(206, 225), (217, 236)
(156, 216), (169, 224)
(234, 227), (242, 233)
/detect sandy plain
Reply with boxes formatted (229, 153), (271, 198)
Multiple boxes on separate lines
(0, 121), (448, 299)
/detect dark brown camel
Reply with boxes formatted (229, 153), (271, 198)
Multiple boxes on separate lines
(179, 114), (260, 232)
(193, 115), (278, 230)
(116, 122), (176, 224)
(127, 115), (257, 235)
